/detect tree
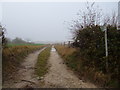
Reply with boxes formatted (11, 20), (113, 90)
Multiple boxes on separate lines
(0, 24), (7, 48)
(12, 37), (27, 44)
(70, 2), (120, 87)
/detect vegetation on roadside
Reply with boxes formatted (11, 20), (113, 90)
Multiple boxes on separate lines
(72, 26), (120, 87)
(56, 2), (119, 88)
(7, 43), (45, 47)
(55, 45), (79, 72)
(55, 44), (119, 88)
(2, 45), (45, 82)
(35, 46), (51, 77)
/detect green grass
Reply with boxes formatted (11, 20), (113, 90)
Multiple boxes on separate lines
(7, 43), (45, 47)
(35, 46), (51, 77)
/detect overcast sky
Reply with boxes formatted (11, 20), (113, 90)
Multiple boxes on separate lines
(0, 2), (118, 43)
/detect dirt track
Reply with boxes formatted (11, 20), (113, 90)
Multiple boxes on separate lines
(3, 46), (96, 88)
(42, 46), (96, 88)
(3, 47), (46, 88)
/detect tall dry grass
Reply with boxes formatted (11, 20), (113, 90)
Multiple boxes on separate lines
(55, 45), (76, 59)
(2, 45), (45, 82)
(55, 45), (115, 87)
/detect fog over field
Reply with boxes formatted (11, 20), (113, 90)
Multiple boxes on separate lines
(0, 2), (118, 43)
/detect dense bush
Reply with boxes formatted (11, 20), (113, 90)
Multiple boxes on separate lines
(72, 25), (120, 87)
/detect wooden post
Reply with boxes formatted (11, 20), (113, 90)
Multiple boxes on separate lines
(64, 42), (65, 46)
(68, 41), (70, 48)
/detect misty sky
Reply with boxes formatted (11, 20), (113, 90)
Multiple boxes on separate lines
(0, 2), (118, 43)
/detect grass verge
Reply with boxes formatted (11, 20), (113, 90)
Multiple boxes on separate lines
(55, 45), (117, 88)
(35, 46), (51, 77)
(3, 45), (45, 83)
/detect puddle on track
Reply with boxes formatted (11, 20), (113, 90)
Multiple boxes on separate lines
(51, 46), (56, 52)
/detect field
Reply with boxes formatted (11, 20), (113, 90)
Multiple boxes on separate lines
(2, 44), (46, 82)
(7, 43), (45, 47)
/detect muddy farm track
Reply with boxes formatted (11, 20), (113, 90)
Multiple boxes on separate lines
(3, 46), (96, 88)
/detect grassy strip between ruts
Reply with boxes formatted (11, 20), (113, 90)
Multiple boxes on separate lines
(35, 46), (51, 77)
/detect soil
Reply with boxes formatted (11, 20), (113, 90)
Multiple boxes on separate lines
(3, 47), (46, 88)
(3, 46), (97, 88)
(42, 46), (97, 88)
